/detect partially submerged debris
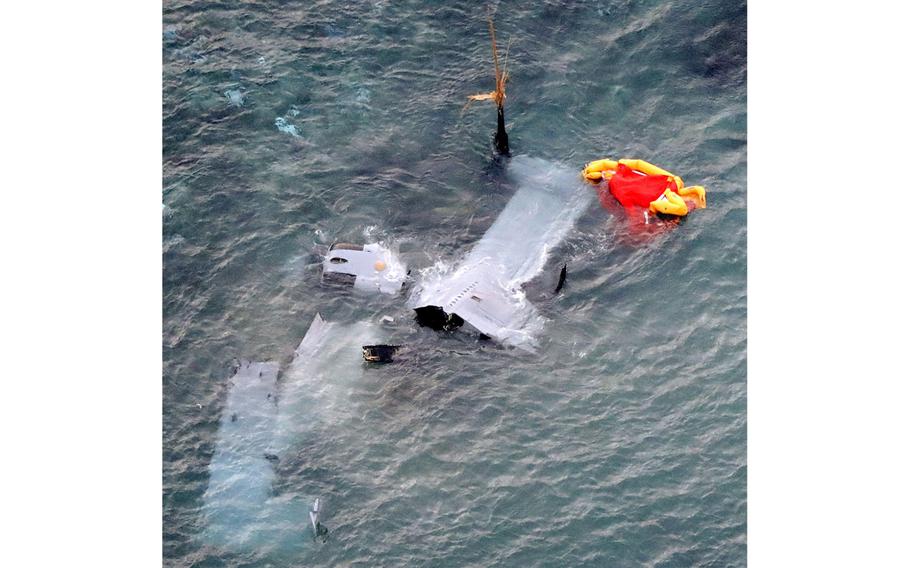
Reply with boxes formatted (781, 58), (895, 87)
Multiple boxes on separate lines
(362, 344), (401, 363)
(413, 305), (464, 331)
(321, 242), (407, 295)
(201, 361), (290, 549)
(466, 16), (511, 154)
(554, 263), (567, 294)
(271, 312), (381, 460)
(310, 498), (329, 542)
(411, 157), (592, 350)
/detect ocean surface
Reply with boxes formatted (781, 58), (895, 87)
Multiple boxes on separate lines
(163, 0), (746, 565)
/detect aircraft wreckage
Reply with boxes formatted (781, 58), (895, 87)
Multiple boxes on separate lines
(200, 155), (597, 552)
(199, 19), (710, 554)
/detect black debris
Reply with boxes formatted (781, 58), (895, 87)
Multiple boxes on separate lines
(362, 344), (401, 363)
(554, 263), (567, 294)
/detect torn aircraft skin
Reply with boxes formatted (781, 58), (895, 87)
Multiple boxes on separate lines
(410, 156), (593, 350)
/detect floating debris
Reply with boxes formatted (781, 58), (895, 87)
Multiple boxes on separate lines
(310, 498), (329, 542)
(554, 263), (567, 294)
(274, 117), (300, 137)
(321, 242), (407, 295)
(224, 89), (244, 108)
(201, 361), (289, 549)
(411, 157), (592, 349)
(466, 16), (511, 154)
(582, 157), (707, 218)
(362, 344), (401, 363)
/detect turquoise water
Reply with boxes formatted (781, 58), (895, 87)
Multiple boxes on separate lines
(163, 0), (746, 565)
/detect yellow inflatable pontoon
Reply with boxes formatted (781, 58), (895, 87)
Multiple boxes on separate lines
(582, 157), (706, 217)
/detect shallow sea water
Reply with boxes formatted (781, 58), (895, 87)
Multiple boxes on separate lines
(163, 1), (746, 565)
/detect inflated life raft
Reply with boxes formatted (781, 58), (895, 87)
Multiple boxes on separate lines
(582, 158), (706, 217)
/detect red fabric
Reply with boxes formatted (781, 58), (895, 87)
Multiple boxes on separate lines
(606, 163), (675, 208)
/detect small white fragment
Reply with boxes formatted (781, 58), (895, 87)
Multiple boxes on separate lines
(275, 117), (300, 137)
